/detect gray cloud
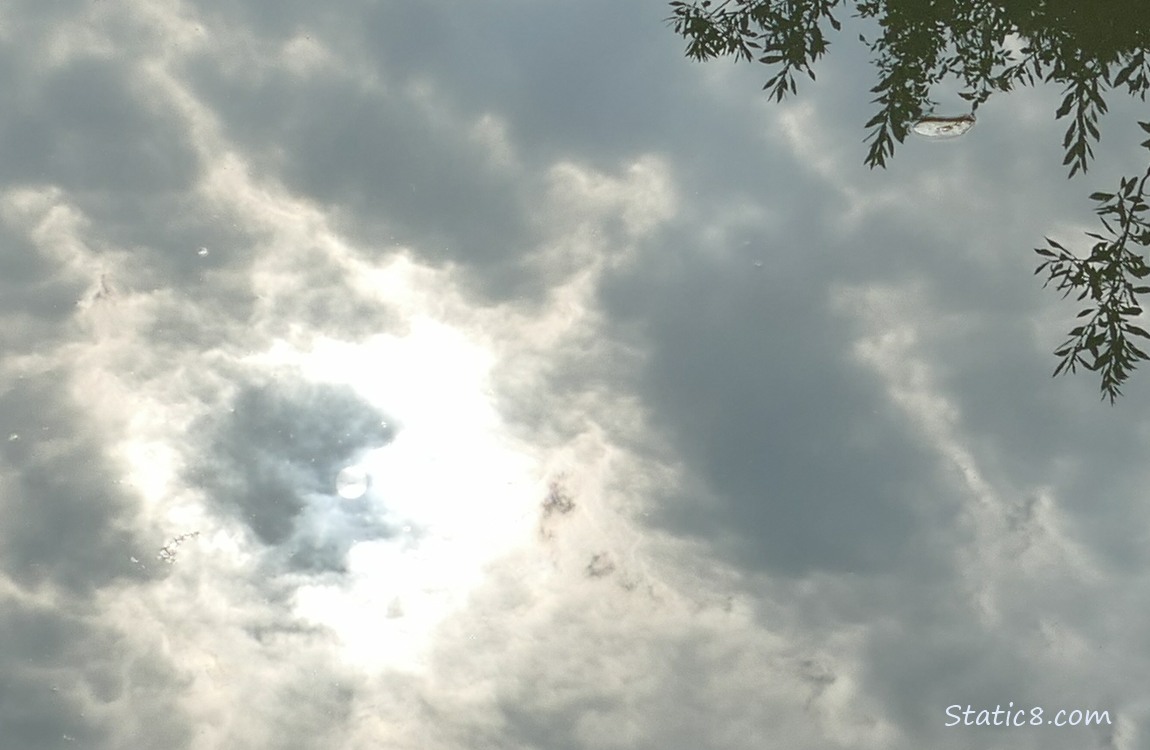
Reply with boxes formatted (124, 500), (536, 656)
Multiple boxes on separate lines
(0, 0), (1148, 748)
(187, 376), (394, 570)
(0, 377), (157, 594)
(0, 54), (199, 195)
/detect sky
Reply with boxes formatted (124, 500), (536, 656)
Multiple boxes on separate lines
(1, 1), (1149, 748)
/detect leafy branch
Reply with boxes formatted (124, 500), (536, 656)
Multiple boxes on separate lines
(751, 0), (843, 102)
(668, 0), (764, 62)
(667, 0), (844, 101)
(1111, 49), (1150, 98)
(1053, 64), (1109, 177)
(667, 0), (1150, 401)
(861, 34), (939, 168)
(1035, 136), (1150, 402)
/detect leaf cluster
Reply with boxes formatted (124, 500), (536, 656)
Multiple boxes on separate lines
(1035, 146), (1150, 402)
(667, 0), (1150, 401)
(667, 1), (1150, 174)
(667, 0), (844, 101)
(858, 1), (1027, 167)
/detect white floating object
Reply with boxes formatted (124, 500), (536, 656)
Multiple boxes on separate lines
(911, 113), (975, 139)
(336, 465), (369, 499)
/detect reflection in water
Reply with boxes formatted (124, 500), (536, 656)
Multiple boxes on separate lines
(335, 464), (370, 500)
(240, 328), (544, 672)
(158, 531), (200, 564)
(911, 113), (975, 139)
(668, 0), (1150, 171)
(668, 0), (1150, 402)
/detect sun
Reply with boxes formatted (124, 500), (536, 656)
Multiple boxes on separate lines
(251, 319), (542, 671)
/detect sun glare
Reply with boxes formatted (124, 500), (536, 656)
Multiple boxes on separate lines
(252, 319), (541, 671)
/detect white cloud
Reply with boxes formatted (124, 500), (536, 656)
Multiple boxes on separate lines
(3, 1), (1149, 748)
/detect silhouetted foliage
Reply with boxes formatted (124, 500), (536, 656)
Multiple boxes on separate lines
(1035, 158), (1150, 403)
(667, 0), (1150, 401)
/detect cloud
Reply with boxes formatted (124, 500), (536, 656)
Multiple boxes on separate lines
(186, 376), (394, 570)
(2, 0), (1149, 748)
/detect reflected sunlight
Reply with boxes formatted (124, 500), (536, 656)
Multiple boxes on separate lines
(249, 318), (541, 671)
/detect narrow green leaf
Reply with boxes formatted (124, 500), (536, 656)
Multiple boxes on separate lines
(1056, 94), (1074, 118)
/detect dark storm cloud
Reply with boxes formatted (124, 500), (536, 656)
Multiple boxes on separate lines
(172, 0), (719, 302)
(870, 268), (1150, 571)
(3, 0), (1149, 746)
(0, 51), (200, 195)
(188, 376), (394, 571)
(69, 189), (264, 288)
(862, 617), (1119, 747)
(0, 601), (151, 749)
(0, 372), (192, 749)
(0, 221), (87, 351)
(192, 0), (327, 39)
(0, 595), (194, 750)
(0, 376), (160, 593)
(179, 56), (543, 299)
(352, 1), (690, 162)
(603, 234), (946, 576)
(0, 3), (242, 296)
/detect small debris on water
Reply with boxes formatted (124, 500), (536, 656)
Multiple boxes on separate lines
(911, 113), (975, 139)
(158, 531), (200, 564)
